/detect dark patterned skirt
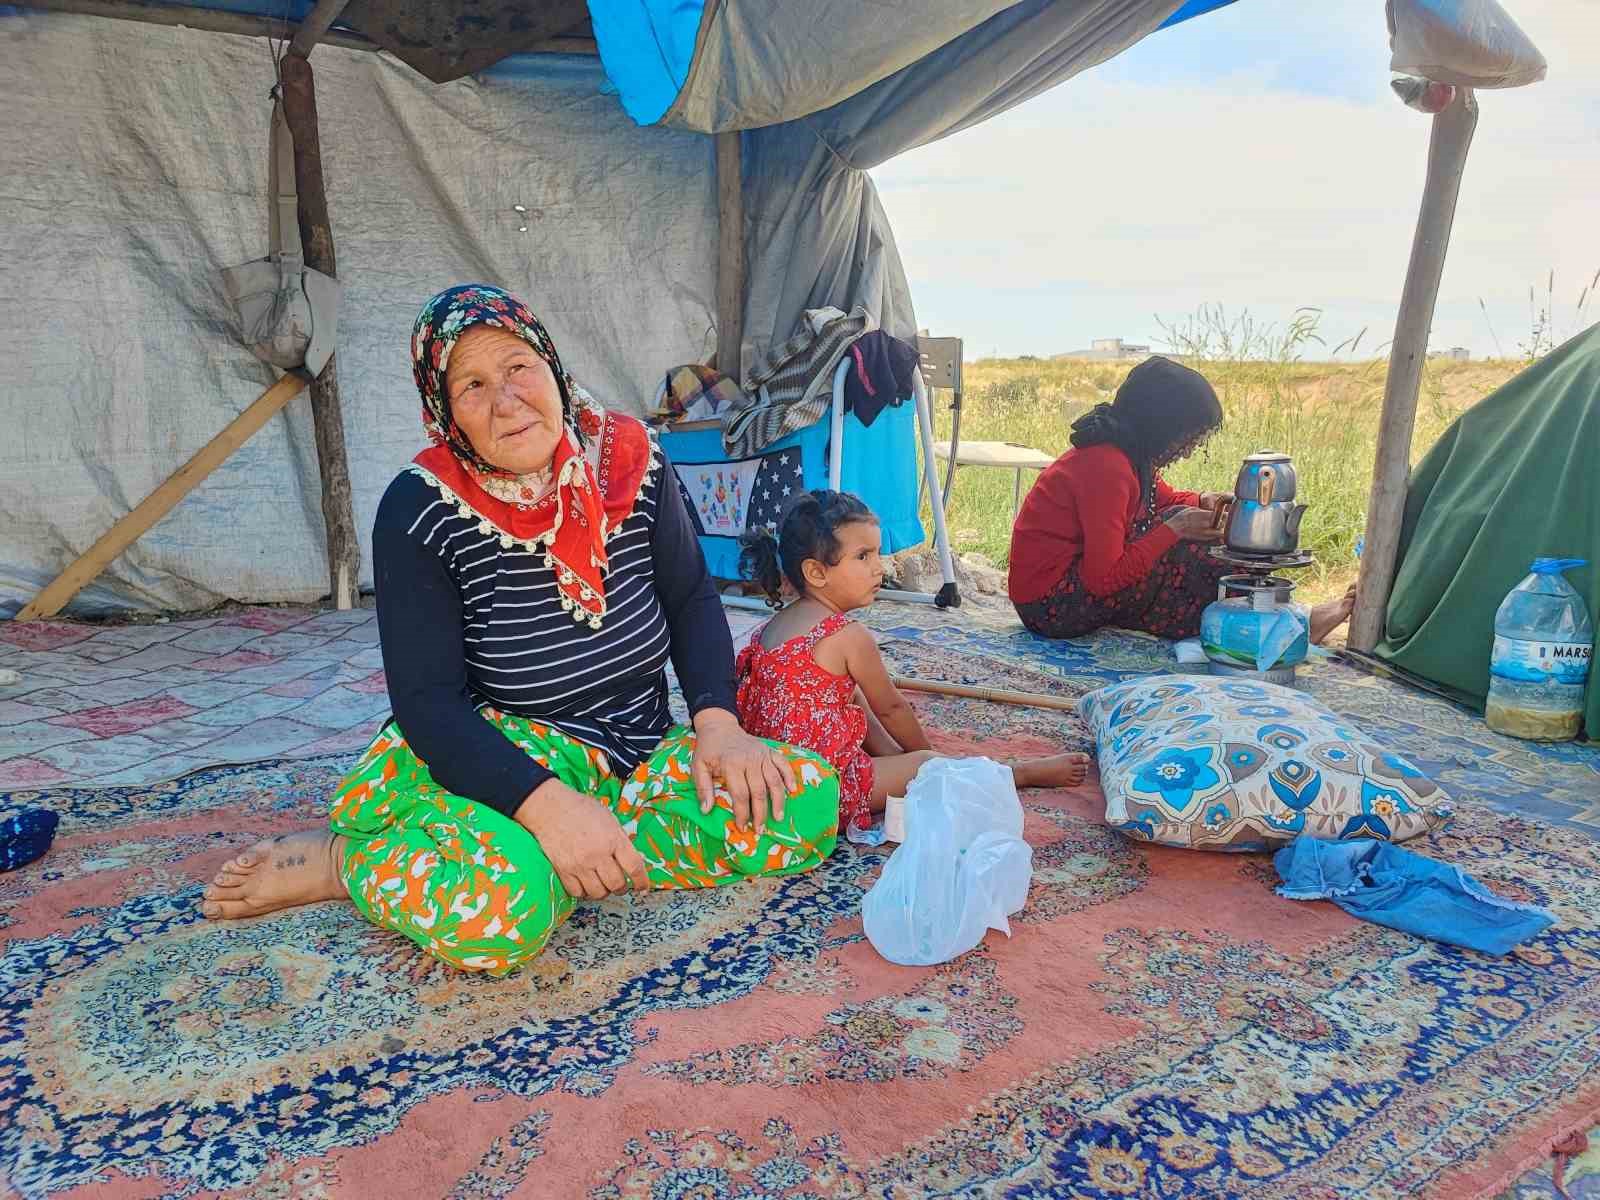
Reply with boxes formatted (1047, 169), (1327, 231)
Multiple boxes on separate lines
(1013, 507), (1230, 641)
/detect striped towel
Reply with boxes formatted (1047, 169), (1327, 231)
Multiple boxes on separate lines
(722, 305), (875, 457)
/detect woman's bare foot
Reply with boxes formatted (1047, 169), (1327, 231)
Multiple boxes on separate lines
(1013, 752), (1092, 790)
(200, 829), (348, 920)
(1310, 583), (1358, 644)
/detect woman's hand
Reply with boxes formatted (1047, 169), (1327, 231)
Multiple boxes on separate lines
(515, 778), (649, 900)
(1164, 505), (1225, 543)
(691, 708), (797, 833)
(1198, 490), (1232, 513)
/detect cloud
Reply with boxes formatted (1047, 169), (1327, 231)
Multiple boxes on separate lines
(871, 0), (1600, 358)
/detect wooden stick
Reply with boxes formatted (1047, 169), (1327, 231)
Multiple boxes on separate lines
(1349, 89), (1478, 651)
(715, 130), (745, 382)
(17, 372), (310, 621)
(891, 673), (1079, 712)
(281, 52), (361, 610)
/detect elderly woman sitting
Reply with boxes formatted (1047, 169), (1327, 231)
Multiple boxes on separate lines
(202, 284), (840, 973)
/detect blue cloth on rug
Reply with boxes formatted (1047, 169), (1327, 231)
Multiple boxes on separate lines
(0, 807), (59, 872)
(1273, 836), (1556, 956)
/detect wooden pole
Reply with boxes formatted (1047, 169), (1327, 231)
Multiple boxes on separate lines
(25, 0), (378, 51)
(17, 373), (310, 621)
(26, 0), (599, 57)
(891, 674), (1079, 713)
(1348, 89), (1478, 652)
(280, 51), (360, 610)
(715, 130), (745, 381)
(288, 0), (350, 58)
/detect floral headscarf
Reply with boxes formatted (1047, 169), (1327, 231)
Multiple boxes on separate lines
(406, 284), (654, 629)
(411, 283), (601, 472)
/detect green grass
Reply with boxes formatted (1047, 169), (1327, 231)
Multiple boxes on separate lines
(922, 343), (1520, 602)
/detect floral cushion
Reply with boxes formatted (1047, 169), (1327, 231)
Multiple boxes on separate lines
(1079, 676), (1454, 851)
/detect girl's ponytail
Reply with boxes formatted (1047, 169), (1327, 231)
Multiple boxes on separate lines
(741, 488), (876, 606)
(738, 526), (785, 607)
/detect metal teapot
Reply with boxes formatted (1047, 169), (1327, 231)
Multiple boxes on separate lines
(1224, 451), (1309, 556)
(1234, 451), (1298, 503)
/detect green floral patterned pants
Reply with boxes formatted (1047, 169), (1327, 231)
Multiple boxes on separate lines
(329, 710), (840, 973)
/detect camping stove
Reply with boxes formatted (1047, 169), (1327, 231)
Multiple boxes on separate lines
(1200, 547), (1316, 686)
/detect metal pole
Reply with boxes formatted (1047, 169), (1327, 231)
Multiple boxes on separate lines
(828, 358), (848, 493)
(913, 370), (960, 607)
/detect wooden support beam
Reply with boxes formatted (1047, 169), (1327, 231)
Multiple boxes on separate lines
(1349, 89), (1478, 652)
(17, 372), (310, 621)
(23, 0), (597, 59)
(337, 0), (595, 80)
(289, 0), (351, 58)
(280, 51), (361, 610)
(715, 130), (746, 381)
(24, 0), (379, 52)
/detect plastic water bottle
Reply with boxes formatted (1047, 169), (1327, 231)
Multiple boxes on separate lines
(1485, 558), (1593, 741)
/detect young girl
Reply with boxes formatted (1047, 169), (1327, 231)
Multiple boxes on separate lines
(736, 489), (1090, 840)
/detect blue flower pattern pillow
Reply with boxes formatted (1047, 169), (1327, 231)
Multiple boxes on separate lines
(1080, 676), (1454, 851)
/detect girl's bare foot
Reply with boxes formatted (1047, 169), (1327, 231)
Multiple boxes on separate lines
(1013, 752), (1092, 790)
(1310, 583), (1358, 644)
(200, 829), (347, 920)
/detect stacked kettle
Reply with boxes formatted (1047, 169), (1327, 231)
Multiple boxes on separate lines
(1200, 452), (1313, 682)
(1224, 452), (1309, 557)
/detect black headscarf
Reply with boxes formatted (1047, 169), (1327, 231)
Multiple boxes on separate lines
(1069, 355), (1222, 509)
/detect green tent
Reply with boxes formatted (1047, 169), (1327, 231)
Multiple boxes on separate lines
(1376, 323), (1600, 735)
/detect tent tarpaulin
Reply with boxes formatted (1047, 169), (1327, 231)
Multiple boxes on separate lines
(591, 0), (1238, 131)
(1, 15), (717, 614)
(2, 0), (1240, 614)
(1375, 323), (1600, 736)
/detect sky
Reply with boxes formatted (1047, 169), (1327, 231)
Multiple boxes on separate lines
(869, 0), (1599, 362)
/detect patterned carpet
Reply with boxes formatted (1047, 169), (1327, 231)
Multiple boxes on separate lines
(4, 744), (1598, 1198)
(0, 609), (385, 788)
(2, 602), (1598, 1198)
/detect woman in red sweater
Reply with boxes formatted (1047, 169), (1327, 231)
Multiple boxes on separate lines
(1008, 356), (1352, 642)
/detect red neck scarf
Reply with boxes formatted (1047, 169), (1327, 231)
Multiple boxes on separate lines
(408, 285), (656, 629)
(411, 409), (655, 629)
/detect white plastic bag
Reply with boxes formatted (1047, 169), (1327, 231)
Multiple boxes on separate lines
(862, 757), (1033, 966)
(1387, 0), (1546, 89)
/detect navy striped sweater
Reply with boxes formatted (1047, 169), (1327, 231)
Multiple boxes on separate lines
(371, 448), (736, 816)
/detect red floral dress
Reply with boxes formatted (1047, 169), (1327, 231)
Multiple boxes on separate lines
(735, 612), (875, 836)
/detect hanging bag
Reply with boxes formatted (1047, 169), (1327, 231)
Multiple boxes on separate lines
(1387, 0), (1546, 90)
(220, 95), (340, 376)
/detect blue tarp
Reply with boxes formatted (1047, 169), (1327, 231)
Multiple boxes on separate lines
(585, 0), (703, 126)
(1159, 0), (1238, 30)
(593, 0), (1241, 129)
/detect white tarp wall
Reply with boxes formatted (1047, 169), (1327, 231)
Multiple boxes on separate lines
(0, 14), (721, 614)
(3, 0), (1190, 615)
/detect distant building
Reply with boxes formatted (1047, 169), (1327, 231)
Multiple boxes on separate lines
(1058, 338), (1153, 360)
(1427, 346), (1471, 362)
